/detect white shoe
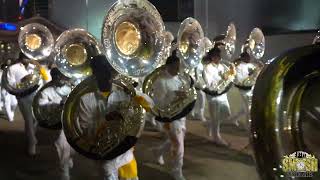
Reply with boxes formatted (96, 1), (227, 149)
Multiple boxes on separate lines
(27, 144), (37, 156)
(60, 174), (70, 180)
(151, 148), (165, 165)
(171, 170), (186, 180)
(157, 155), (165, 165)
(69, 159), (74, 168)
(212, 137), (229, 147)
(8, 112), (14, 122)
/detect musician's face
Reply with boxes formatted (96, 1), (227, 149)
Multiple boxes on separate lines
(211, 55), (221, 64)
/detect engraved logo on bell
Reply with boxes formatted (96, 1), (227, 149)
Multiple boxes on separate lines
(115, 21), (141, 56)
(281, 151), (318, 177)
(25, 34), (42, 51)
(63, 43), (87, 66)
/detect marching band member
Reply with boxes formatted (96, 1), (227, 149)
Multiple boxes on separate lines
(151, 50), (187, 180)
(202, 47), (234, 146)
(1, 85), (18, 122)
(0, 65), (18, 122)
(190, 63), (207, 122)
(232, 51), (262, 126)
(77, 54), (154, 180)
(135, 77), (159, 131)
(6, 52), (40, 156)
(37, 67), (73, 180)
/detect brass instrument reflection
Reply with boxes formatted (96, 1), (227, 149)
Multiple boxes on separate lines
(63, 44), (87, 66)
(115, 22), (141, 56)
(25, 34), (42, 51)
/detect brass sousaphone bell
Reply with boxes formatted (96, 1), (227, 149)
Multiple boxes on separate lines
(251, 43), (320, 180)
(102, 0), (167, 77)
(2, 23), (54, 96)
(54, 28), (103, 79)
(177, 17), (206, 70)
(233, 27), (265, 89)
(32, 28), (101, 130)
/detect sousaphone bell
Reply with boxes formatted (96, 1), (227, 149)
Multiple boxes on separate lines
(102, 0), (167, 77)
(177, 17), (205, 70)
(251, 43), (320, 180)
(54, 28), (103, 79)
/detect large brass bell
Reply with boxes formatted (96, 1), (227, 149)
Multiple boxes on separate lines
(251, 44), (320, 180)
(54, 28), (103, 79)
(177, 17), (205, 69)
(102, 0), (166, 77)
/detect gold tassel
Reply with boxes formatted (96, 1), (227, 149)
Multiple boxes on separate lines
(133, 95), (151, 112)
(39, 67), (49, 81)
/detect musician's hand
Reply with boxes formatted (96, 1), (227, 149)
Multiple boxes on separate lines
(223, 73), (229, 80)
(230, 65), (236, 75)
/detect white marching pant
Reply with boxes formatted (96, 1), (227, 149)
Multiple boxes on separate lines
(157, 118), (186, 175)
(206, 93), (231, 142)
(191, 90), (206, 121)
(54, 131), (136, 180)
(231, 89), (253, 126)
(2, 90), (17, 122)
(17, 93), (37, 149)
(144, 112), (161, 131)
(55, 131), (74, 180)
(95, 149), (135, 180)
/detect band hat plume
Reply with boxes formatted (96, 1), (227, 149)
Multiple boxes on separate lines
(90, 54), (117, 95)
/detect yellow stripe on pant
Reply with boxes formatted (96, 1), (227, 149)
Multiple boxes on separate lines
(118, 157), (138, 179)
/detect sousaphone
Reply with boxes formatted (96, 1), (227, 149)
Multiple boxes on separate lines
(63, 75), (145, 160)
(63, 0), (163, 159)
(102, 0), (167, 77)
(196, 23), (237, 95)
(32, 28), (102, 129)
(2, 23), (54, 96)
(143, 49), (197, 122)
(32, 77), (75, 130)
(251, 43), (320, 180)
(233, 27), (265, 90)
